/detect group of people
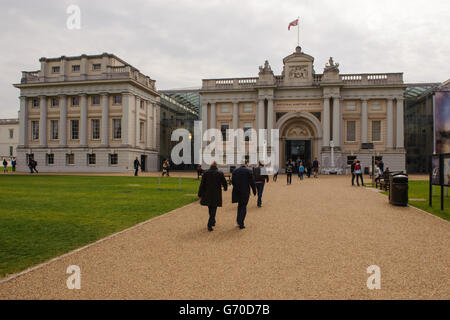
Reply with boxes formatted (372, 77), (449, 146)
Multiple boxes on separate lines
(285, 157), (320, 184)
(350, 158), (389, 187)
(2, 158), (16, 173)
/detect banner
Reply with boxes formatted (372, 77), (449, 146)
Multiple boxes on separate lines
(434, 91), (450, 154)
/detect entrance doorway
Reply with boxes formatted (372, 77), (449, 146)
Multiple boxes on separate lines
(285, 140), (311, 164)
(140, 155), (147, 172)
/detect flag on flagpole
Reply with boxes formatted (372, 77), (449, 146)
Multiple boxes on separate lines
(288, 19), (298, 30)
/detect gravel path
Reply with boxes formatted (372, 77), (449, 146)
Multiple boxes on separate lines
(0, 175), (448, 299)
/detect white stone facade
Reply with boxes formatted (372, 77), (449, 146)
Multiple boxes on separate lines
(14, 53), (160, 173)
(200, 47), (407, 173)
(0, 119), (19, 159)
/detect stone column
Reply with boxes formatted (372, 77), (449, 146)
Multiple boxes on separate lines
(386, 99), (394, 149)
(19, 96), (28, 146)
(136, 97), (142, 146)
(152, 103), (158, 149)
(80, 55), (87, 80)
(202, 102), (208, 134)
(233, 102), (239, 130)
(322, 97), (330, 147)
(396, 98), (404, 149)
(39, 96), (47, 147)
(267, 98), (274, 139)
(210, 102), (216, 129)
(146, 102), (152, 149)
(39, 57), (47, 80)
(80, 94), (88, 146)
(361, 99), (368, 144)
(101, 93), (109, 146)
(332, 97), (341, 147)
(60, 95), (67, 146)
(258, 99), (265, 130)
(122, 93), (129, 145)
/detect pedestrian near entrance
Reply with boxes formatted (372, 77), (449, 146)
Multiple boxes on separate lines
(232, 160), (256, 229)
(198, 161), (228, 232)
(273, 170), (279, 182)
(305, 160), (312, 178)
(312, 157), (319, 178)
(298, 162), (304, 180)
(134, 157), (141, 176)
(2, 159), (7, 173)
(354, 160), (365, 186)
(162, 159), (170, 176)
(253, 161), (269, 208)
(11, 158), (16, 172)
(31, 159), (38, 173)
(351, 159), (357, 186)
(286, 160), (293, 185)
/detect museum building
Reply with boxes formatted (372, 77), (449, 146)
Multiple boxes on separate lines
(200, 46), (407, 173)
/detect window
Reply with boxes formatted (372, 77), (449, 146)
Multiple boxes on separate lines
(91, 96), (100, 105)
(9, 146), (13, 156)
(140, 122), (145, 142)
(52, 66), (60, 73)
(113, 119), (121, 139)
(9, 129), (13, 139)
(113, 95), (122, 105)
(92, 64), (101, 71)
(66, 153), (75, 165)
(371, 101), (382, 111)
(243, 122), (252, 141)
(220, 104), (230, 113)
(372, 120), (382, 142)
(91, 119), (100, 140)
(346, 120), (356, 142)
(46, 153), (54, 165)
(26, 153), (34, 164)
(87, 153), (96, 165)
(32, 99), (40, 108)
(243, 104), (253, 113)
(109, 154), (118, 165)
(51, 98), (59, 107)
(140, 100), (145, 109)
(31, 121), (39, 140)
(51, 120), (59, 140)
(220, 123), (229, 140)
(72, 65), (80, 72)
(71, 120), (79, 140)
(347, 155), (357, 165)
(72, 97), (79, 106)
(345, 101), (357, 111)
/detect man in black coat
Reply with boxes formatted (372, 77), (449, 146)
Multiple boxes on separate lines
(198, 161), (228, 232)
(134, 157), (141, 176)
(253, 161), (269, 207)
(232, 161), (256, 229)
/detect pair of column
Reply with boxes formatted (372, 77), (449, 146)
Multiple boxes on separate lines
(322, 97), (341, 147)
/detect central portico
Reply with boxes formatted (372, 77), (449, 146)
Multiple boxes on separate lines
(200, 46), (406, 172)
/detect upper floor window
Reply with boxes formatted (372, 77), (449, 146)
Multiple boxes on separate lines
(91, 119), (100, 140)
(32, 99), (40, 108)
(72, 65), (80, 72)
(140, 100), (145, 109)
(9, 129), (13, 139)
(92, 64), (101, 71)
(243, 104), (253, 113)
(113, 119), (121, 139)
(346, 120), (356, 142)
(71, 120), (79, 140)
(113, 95), (122, 105)
(72, 96), (79, 106)
(220, 104), (230, 113)
(91, 96), (100, 105)
(52, 66), (60, 73)
(372, 120), (382, 142)
(51, 98), (59, 107)
(50, 120), (59, 140)
(31, 121), (39, 140)
(140, 122), (145, 141)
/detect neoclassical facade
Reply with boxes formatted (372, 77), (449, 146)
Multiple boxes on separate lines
(200, 46), (407, 172)
(14, 53), (160, 172)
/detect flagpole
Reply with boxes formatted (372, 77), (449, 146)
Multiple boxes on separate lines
(297, 16), (300, 47)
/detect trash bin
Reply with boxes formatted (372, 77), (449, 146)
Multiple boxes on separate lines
(389, 173), (408, 206)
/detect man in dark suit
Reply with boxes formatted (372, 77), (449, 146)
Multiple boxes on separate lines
(198, 161), (228, 232)
(232, 160), (256, 229)
(134, 157), (141, 176)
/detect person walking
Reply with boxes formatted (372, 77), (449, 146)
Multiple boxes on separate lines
(11, 158), (16, 172)
(305, 159), (312, 178)
(354, 160), (365, 186)
(162, 159), (170, 176)
(133, 157), (141, 176)
(351, 159), (357, 186)
(2, 159), (7, 173)
(198, 161), (228, 232)
(273, 169), (279, 182)
(286, 161), (293, 185)
(31, 159), (38, 173)
(253, 161), (269, 208)
(28, 158), (34, 174)
(378, 159), (384, 173)
(232, 160), (256, 229)
(298, 161), (305, 180)
(312, 157), (319, 178)
(196, 165), (204, 180)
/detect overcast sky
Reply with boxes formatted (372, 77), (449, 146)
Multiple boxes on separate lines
(0, 0), (449, 118)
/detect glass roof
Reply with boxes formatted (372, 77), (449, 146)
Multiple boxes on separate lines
(160, 88), (201, 115)
(405, 83), (440, 100)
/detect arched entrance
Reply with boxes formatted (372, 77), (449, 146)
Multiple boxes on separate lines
(276, 112), (322, 168)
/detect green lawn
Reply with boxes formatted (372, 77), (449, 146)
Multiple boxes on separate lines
(380, 180), (450, 221)
(0, 175), (200, 277)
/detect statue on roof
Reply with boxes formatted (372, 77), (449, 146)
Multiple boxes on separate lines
(258, 60), (273, 75)
(324, 57), (339, 73)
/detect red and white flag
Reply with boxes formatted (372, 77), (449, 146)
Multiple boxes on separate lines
(288, 19), (298, 30)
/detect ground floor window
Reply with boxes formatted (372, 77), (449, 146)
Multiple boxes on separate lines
(26, 153), (34, 164)
(87, 153), (96, 165)
(9, 146), (13, 156)
(109, 153), (118, 165)
(46, 153), (54, 165)
(66, 153), (75, 165)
